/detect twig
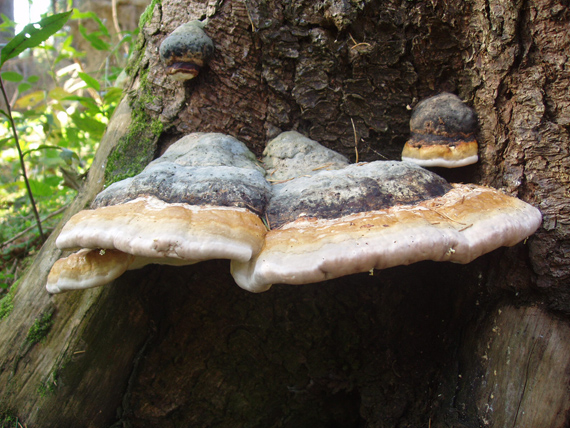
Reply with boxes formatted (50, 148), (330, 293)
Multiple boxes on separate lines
(426, 207), (468, 226)
(349, 33), (371, 49)
(0, 205), (67, 248)
(111, 0), (129, 56)
(267, 175), (311, 183)
(0, 77), (45, 242)
(351, 117), (359, 163)
(311, 163), (334, 171)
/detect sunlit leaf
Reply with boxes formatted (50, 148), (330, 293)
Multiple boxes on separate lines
(78, 72), (100, 92)
(1, 71), (23, 82)
(0, 11), (73, 67)
(70, 112), (106, 138)
(63, 95), (100, 112)
(48, 87), (71, 100)
(103, 87), (123, 105)
(14, 91), (45, 109)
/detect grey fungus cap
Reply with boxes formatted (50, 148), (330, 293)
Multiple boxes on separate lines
(231, 183), (542, 292)
(47, 132), (541, 294)
(48, 133), (269, 293)
(159, 20), (214, 81)
(402, 92), (479, 168)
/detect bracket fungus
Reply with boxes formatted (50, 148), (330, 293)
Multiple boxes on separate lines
(159, 20), (214, 81)
(401, 92), (479, 168)
(47, 133), (269, 293)
(48, 132), (541, 294)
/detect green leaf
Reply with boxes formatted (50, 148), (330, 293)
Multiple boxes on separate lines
(1, 71), (23, 82)
(103, 87), (123, 105)
(28, 179), (53, 197)
(27, 75), (39, 83)
(78, 71), (100, 92)
(18, 82), (32, 93)
(0, 136), (12, 150)
(78, 24), (111, 51)
(59, 148), (79, 165)
(63, 95), (100, 112)
(0, 13), (17, 31)
(71, 10), (110, 36)
(0, 11), (73, 68)
(70, 112), (106, 138)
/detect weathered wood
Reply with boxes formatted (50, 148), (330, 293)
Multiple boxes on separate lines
(455, 304), (570, 428)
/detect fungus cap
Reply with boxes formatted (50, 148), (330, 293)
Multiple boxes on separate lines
(48, 133), (269, 293)
(231, 183), (542, 292)
(159, 20), (214, 81)
(402, 92), (479, 168)
(47, 249), (135, 293)
(263, 131), (349, 181)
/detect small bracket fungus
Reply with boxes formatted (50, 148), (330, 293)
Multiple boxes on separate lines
(159, 20), (214, 81)
(47, 249), (135, 293)
(402, 92), (479, 168)
(48, 132), (541, 295)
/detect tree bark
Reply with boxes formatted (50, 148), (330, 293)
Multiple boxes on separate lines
(0, 0), (568, 427)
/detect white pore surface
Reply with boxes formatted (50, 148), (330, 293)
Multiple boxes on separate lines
(56, 197), (262, 263)
(231, 187), (542, 292)
(401, 154), (479, 168)
(46, 249), (131, 293)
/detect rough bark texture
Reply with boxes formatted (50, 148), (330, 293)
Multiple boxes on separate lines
(0, 0), (569, 427)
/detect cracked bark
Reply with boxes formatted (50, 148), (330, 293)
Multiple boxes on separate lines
(0, 0), (568, 427)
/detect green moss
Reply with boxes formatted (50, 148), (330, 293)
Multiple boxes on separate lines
(0, 407), (20, 427)
(104, 109), (163, 186)
(105, 58), (166, 185)
(105, 0), (167, 186)
(37, 369), (58, 397)
(139, 0), (162, 29)
(0, 280), (19, 322)
(125, 0), (162, 77)
(25, 310), (54, 345)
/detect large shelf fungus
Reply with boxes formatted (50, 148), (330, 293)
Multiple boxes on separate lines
(48, 132), (542, 294)
(401, 92), (479, 168)
(231, 182), (541, 292)
(159, 20), (214, 81)
(48, 133), (269, 293)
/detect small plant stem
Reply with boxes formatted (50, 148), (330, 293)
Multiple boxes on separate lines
(0, 77), (46, 242)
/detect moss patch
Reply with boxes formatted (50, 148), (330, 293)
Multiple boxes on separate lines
(125, 0), (162, 77)
(139, 0), (162, 30)
(106, 11), (166, 188)
(0, 406), (20, 427)
(37, 369), (59, 397)
(0, 280), (19, 321)
(104, 109), (163, 186)
(25, 310), (54, 345)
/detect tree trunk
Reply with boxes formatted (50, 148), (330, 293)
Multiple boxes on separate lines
(1, 0), (568, 427)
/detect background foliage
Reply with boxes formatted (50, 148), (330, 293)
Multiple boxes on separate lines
(0, 8), (136, 291)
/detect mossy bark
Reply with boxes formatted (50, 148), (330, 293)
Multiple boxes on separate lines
(0, 0), (569, 427)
